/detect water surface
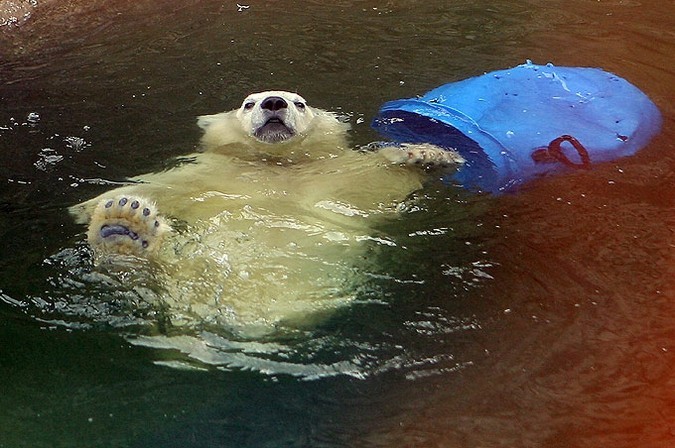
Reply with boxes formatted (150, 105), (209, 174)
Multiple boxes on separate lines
(1, 0), (673, 446)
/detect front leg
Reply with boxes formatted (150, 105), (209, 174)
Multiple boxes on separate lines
(367, 142), (464, 168)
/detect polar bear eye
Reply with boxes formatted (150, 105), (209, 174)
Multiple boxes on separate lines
(294, 101), (306, 110)
(243, 101), (255, 110)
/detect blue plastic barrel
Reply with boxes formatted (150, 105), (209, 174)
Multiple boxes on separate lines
(372, 61), (662, 193)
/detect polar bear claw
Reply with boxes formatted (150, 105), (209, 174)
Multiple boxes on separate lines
(86, 195), (170, 257)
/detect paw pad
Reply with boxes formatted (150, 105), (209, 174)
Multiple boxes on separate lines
(86, 195), (170, 257)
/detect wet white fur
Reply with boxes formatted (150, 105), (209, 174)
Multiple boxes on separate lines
(71, 91), (462, 336)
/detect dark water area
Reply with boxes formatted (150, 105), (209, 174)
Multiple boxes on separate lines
(1, 0), (674, 447)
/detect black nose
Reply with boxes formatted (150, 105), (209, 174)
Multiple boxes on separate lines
(261, 96), (288, 112)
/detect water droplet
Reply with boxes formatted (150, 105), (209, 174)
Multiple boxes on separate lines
(26, 112), (40, 125)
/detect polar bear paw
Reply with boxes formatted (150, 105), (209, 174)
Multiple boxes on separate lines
(86, 196), (170, 257)
(402, 143), (465, 166)
(374, 142), (464, 167)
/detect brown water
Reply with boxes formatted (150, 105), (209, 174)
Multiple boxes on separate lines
(0, 1), (673, 447)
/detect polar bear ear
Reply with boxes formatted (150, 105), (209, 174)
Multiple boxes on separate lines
(197, 111), (234, 131)
(197, 109), (248, 150)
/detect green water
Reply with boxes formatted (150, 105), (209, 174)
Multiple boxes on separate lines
(1, 0), (673, 446)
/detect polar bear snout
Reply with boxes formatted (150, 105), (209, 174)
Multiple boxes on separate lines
(254, 109), (294, 143)
(261, 96), (288, 112)
(253, 97), (297, 143)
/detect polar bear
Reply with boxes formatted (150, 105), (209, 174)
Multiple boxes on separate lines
(70, 91), (462, 336)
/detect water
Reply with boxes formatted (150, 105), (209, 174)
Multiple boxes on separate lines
(1, 0), (674, 446)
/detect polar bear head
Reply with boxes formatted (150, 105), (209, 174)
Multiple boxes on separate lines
(198, 90), (350, 154)
(236, 91), (315, 144)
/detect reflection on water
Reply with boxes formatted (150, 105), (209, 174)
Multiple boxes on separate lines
(1, 0), (674, 446)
